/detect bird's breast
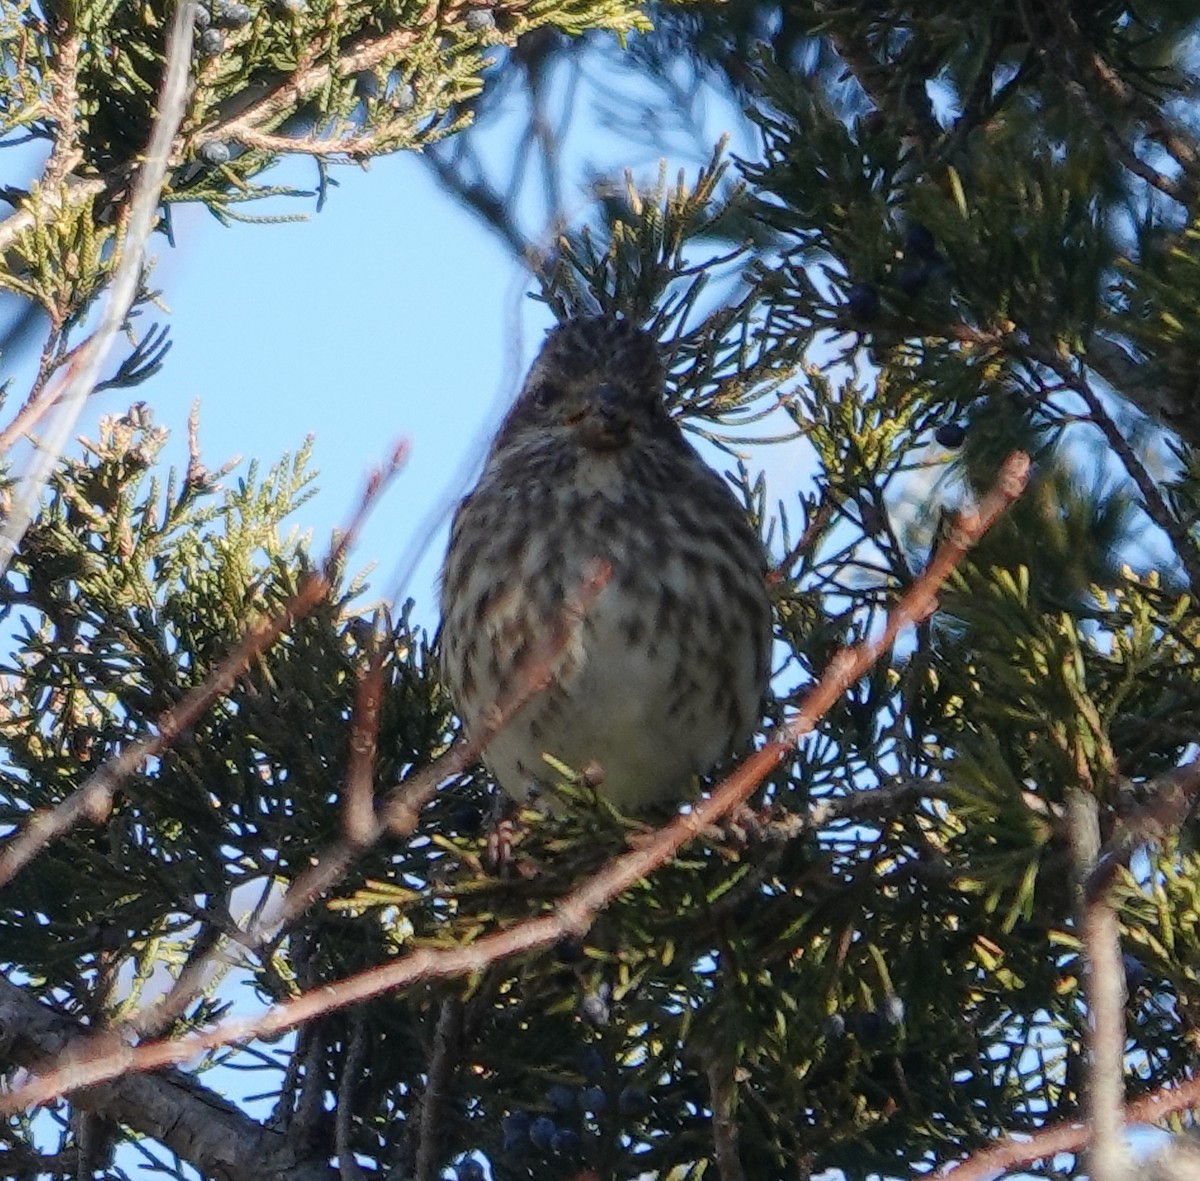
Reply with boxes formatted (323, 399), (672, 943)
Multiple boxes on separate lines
(440, 440), (770, 809)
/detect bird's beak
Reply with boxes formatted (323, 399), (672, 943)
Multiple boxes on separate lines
(565, 383), (629, 451)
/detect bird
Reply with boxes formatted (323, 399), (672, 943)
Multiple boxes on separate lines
(438, 316), (772, 812)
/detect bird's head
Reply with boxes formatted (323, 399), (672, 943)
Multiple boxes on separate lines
(493, 317), (668, 454)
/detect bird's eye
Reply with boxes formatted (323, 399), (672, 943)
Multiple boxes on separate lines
(532, 382), (562, 408)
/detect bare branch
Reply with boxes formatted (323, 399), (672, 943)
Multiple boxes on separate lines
(413, 1001), (461, 1181)
(1082, 335), (1178, 422)
(943, 1076), (1200, 1180)
(335, 1016), (368, 1181)
(767, 494), (833, 589)
(0, 975), (338, 1181)
(224, 128), (398, 160)
(1068, 788), (1132, 1181)
(0, 0), (197, 576)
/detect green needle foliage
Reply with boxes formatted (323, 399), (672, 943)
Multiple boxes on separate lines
(3, 3), (1200, 1181)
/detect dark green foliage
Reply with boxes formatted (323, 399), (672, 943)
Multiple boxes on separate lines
(0, 415), (443, 986)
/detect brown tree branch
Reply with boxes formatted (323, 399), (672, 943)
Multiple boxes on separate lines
(0, 975), (338, 1181)
(1068, 788), (1131, 1181)
(767, 494), (833, 589)
(41, 24), (82, 191)
(194, 26), (426, 149)
(192, 0), (525, 153)
(335, 1015), (368, 1181)
(943, 1075), (1200, 1181)
(222, 127), (405, 160)
(413, 1000), (462, 1181)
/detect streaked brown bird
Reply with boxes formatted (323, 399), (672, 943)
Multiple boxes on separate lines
(439, 316), (772, 811)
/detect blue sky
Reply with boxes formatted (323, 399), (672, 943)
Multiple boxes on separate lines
(131, 150), (551, 620)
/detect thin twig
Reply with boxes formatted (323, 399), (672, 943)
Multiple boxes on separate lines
(767, 495), (833, 588)
(0, 452), (1029, 1111)
(413, 1000), (460, 1181)
(4, 330), (72, 452)
(1034, 346), (1200, 592)
(336, 1016), (368, 1181)
(943, 1076), (1200, 1180)
(0, 1), (197, 576)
